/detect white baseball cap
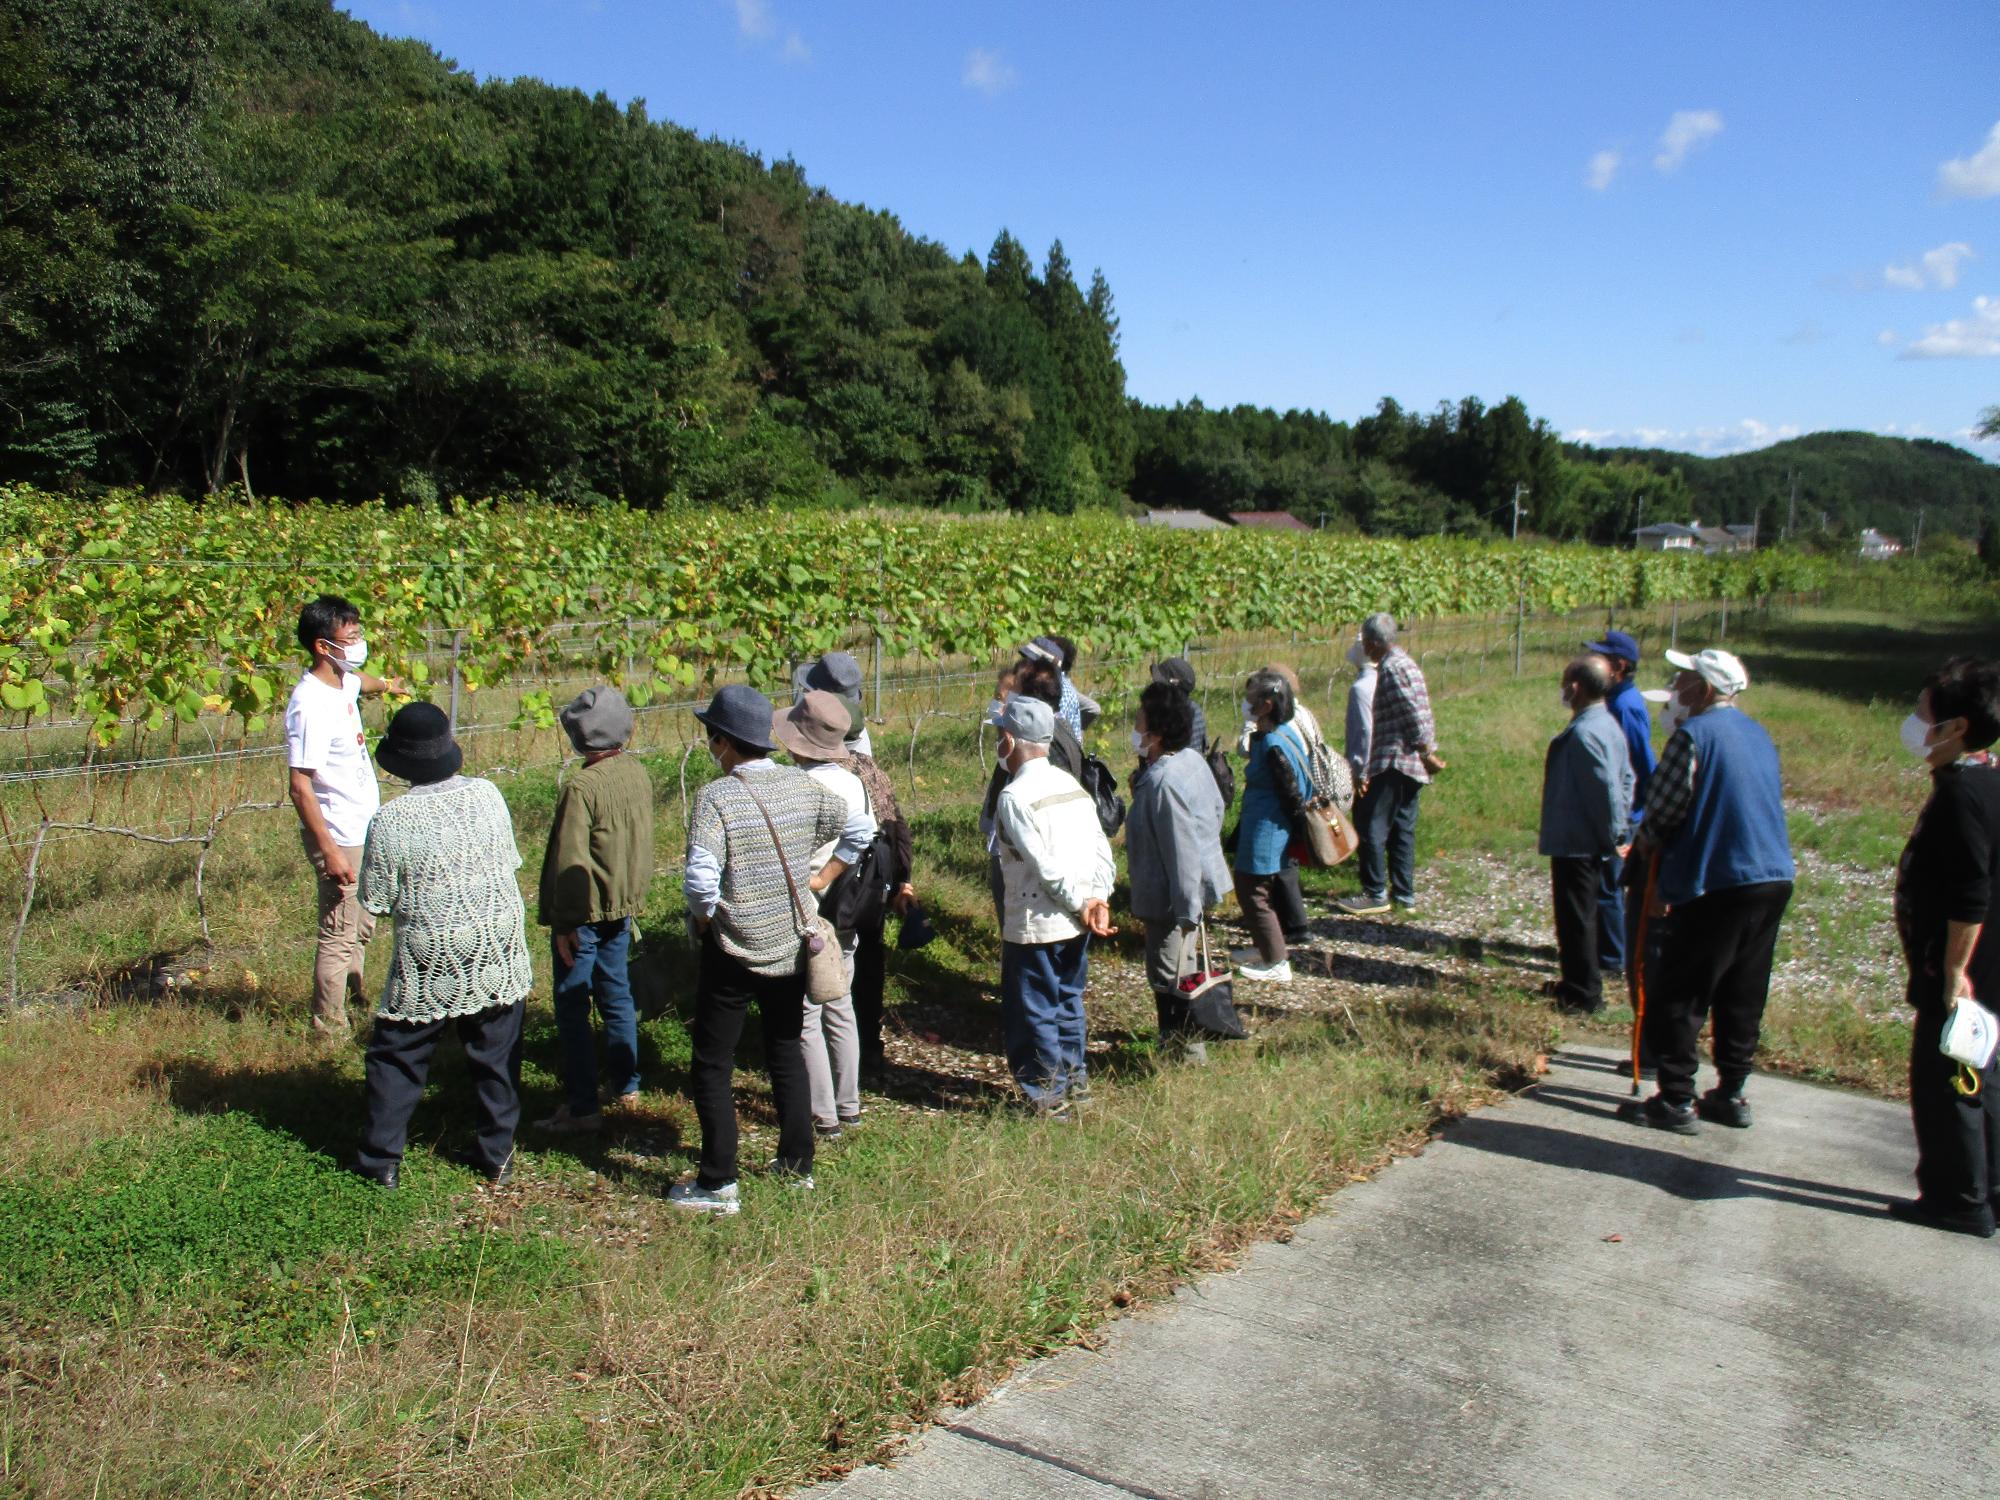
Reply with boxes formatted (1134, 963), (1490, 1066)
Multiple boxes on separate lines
(1664, 648), (1749, 696)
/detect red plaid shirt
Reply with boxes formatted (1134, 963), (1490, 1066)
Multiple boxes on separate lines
(1367, 648), (1436, 783)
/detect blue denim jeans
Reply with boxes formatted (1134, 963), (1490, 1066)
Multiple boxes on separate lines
(1355, 769), (1422, 905)
(552, 918), (638, 1114)
(1000, 935), (1090, 1104)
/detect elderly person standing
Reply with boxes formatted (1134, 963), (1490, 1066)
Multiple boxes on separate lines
(1584, 629), (1657, 984)
(1233, 669), (1313, 984)
(771, 690), (879, 1140)
(793, 650), (871, 756)
(1344, 633), (1377, 791)
(1620, 648), (1794, 1135)
(1891, 657), (2000, 1239)
(534, 687), (654, 1136)
(1338, 613), (1441, 918)
(992, 697), (1116, 1114)
(1539, 658), (1635, 1016)
(351, 704), (532, 1189)
(1127, 681), (1234, 1060)
(1151, 656), (1208, 750)
(672, 685), (873, 1214)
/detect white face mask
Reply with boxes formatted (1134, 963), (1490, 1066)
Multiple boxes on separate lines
(1130, 728), (1149, 756)
(1346, 641), (1367, 671)
(324, 637), (367, 669)
(1661, 695), (1689, 736)
(1901, 713), (1937, 760)
(1242, 699), (1258, 722)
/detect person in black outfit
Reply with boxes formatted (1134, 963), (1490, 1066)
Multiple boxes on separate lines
(1891, 656), (2000, 1239)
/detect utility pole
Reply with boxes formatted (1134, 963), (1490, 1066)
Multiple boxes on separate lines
(1511, 483), (1530, 542)
(1785, 470), (1798, 541)
(1913, 507), (1926, 557)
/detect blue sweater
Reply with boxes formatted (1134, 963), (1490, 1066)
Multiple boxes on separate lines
(1606, 678), (1656, 819)
(1657, 708), (1795, 907)
(1235, 723), (1310, 876)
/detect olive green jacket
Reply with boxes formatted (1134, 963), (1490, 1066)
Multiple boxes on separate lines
(538, 753), (655, 929)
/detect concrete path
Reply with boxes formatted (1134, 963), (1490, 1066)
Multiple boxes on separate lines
(815, 1047), (1998, 1499)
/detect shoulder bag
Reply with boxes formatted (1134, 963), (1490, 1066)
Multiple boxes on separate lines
(1176, 919), (1246, 1040)
(731, 773), (848, 1004)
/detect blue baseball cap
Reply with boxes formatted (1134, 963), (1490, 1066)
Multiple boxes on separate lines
(1583, 629), (1640, 665)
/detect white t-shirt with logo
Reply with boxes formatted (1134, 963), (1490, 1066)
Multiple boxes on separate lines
(286, 670), (381, 848)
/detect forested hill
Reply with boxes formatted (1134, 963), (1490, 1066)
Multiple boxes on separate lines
(3, 0), (1993, 548)
(2, 0), (1132, 511)
(1566, 431), (2000, 548)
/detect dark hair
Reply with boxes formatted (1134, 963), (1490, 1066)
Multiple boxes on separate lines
(1048, 634), (1079, 675)
(1564, 655), (1611, 706)
(1244, 668), (1294, 725)
(1139, 681), (1194, 753)
(1016, 659), (1063, 710)
(1926, 656), (2000, 752)
(298, 594), (360, 653)
(707, 727), (767, 761)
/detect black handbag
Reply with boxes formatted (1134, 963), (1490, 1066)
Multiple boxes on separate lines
(1177, 921), (1246, 1040)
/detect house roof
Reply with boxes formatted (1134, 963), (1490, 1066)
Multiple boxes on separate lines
(1139, 508), (1229, 530)
(1860, 528), (1901, 546)
(1725, 524), (1758, 538)
(1635, 522), (1701, 537)
(1228, 511), (1315, 533)
(1694, 526), (1740, 549)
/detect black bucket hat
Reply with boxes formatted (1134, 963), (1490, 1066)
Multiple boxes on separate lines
(376, 701), (463, 785)
(694, 683), (776, 752)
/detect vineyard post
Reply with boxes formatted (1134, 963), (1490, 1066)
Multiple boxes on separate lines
(448, 629), (463, 732)
(1719, 600), (1729, 642)
(872, 626), (883, 722)
(1670, 599), (1680, 650)
(8, 819), (49, 1005)
(1513, 591), (1525, 677)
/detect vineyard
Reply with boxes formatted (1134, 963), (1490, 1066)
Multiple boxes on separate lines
(0, 486), (1828, 751)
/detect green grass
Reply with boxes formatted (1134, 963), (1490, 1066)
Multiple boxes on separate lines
(0, 601), (1992, 1496)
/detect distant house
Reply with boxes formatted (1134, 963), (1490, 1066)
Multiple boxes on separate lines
(1725, 523), (1759, 549)
(1694, 524), (1750, 555)
(1228, 510), (1315, 534)
(1138, 508), (1228, 531)
(1859, 527), (1903, 561)
(1634, 522), (1700, 552)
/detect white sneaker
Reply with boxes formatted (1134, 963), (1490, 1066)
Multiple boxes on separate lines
(667, 1180), (740, 1215)
(1237, 959), (1294, 984)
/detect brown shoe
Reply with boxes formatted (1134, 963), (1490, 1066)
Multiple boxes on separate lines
(534, 1103), (604, 1135)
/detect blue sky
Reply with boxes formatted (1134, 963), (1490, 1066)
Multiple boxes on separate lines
(342, 0), (1999, 460)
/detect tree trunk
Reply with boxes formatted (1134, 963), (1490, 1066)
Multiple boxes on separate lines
(235, 440), (253, 501)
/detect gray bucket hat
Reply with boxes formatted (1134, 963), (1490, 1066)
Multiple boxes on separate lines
(560, 684), (635, 754)
(694, 684), (776, 752)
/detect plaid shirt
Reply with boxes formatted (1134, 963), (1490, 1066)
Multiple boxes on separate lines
(1367, 648), (1436, 783)
(1630, 726), (1696, 859)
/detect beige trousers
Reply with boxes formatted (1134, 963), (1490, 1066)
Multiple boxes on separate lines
(306, 836), (376, 1032)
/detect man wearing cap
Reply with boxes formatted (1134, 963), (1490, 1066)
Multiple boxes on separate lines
(1583, 629), (1657, 983)
(991, 697), (1117, 1113)
(670, 685), (874, 1214)
(1538, 657), (1634, 1016)
(1620, 647), (1795, 1134)
(771, 690), (879, 1139)
(534, 686), (654, 1136)
(1019, 636), (1087, 739)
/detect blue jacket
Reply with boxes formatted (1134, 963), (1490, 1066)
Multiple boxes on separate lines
(1606, 678), (1656, 820)
(1657, 707), (1795, 907)
(1235, 723), (1311, 876)
(1538, 703), (1634, 859)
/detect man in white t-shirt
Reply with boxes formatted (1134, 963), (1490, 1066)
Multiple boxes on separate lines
(286, 594), (406, 1036)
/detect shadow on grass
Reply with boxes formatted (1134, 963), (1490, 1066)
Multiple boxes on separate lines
(1734, 619), (2000, 708)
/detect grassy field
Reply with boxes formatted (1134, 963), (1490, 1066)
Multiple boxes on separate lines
(0, 602), (1990, 1496)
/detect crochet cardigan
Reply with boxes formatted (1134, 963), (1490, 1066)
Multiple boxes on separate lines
(359, 777), (534, 1022)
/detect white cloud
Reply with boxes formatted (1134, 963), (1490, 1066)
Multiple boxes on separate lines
(1901, 295), (2000, 358)
(1877, 328), (1899, 346)
(1939, 122), (2000, 199)
(1884, 241), (1975, 291)
(963, 47), (1018, 97)
(731, 0), (807, 61)
(1654, 109), (1723, 172)
(1563, 418), (1801, 457)
(1585, 149), (1620, 192)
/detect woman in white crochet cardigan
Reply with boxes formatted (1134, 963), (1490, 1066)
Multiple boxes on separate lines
(351, 703), (533, 1190)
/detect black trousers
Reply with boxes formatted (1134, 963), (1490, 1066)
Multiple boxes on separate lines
(357, 1000), (524, 1175)
(1645, 880), (1792, 1101)
(853, 915), (887, 1058)
(1910, 987), (2000, 1224)
(690, 933), (813, 1188)
(1550, 856), (1605, 1012)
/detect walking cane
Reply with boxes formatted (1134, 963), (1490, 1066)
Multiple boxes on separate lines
(1630, 852), (1660, 1096)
